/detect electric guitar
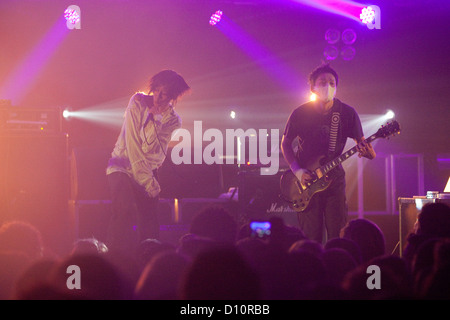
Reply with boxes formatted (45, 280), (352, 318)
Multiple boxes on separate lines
(279, 120), (401, 212)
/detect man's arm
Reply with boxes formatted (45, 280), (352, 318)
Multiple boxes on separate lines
(281, 134), (313, 185)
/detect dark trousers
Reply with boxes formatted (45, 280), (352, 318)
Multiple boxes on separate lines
(107, 172), (159, 254)
(297, 174), (348, 244)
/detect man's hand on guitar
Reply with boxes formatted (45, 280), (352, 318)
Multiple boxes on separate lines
(290, 161), (314, 186)
(293, 168), (314, 186)
(356, 138), (376, 160)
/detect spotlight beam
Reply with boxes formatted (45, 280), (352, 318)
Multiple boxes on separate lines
(0, 16), (70, 105)
(291, 0), (365, 22)
(64, 96), (130, 127)
(214, 14), (300, 91)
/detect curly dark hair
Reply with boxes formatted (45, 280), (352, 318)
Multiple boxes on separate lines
(148, 70), (190, 103)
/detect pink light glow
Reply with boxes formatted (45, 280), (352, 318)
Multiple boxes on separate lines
(209, 10), (223, 26)
(0, 17), (70, 105)
(291, 0), (364, 22)
(64, 8), (80, 25)
(360, 6), (376, 24)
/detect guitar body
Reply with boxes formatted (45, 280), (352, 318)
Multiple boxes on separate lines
(279, 121), (401, 213)
(280, 167), (333, 213)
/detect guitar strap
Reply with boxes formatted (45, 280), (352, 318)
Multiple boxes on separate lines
(327, 100), (342, 158)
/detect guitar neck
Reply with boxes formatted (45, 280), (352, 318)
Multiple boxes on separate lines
(321, 134), (377, 175)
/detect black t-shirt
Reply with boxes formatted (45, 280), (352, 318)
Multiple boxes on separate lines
(283, 98), (363, 172)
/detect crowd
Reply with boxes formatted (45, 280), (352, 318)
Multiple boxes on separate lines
(1, 202), (450, 300)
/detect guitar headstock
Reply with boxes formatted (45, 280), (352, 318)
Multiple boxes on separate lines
(376, 120), (401, 139)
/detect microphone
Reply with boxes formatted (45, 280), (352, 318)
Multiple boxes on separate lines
(143, 113), (154, 128)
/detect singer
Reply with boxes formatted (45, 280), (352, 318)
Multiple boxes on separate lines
(106, 70), (190, 255)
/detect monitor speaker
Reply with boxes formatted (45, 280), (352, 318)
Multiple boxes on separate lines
(238, 169), (299, 227)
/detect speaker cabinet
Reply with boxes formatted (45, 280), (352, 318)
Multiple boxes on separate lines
(238, 169), (299, 227)
(0, 133), (70, 255)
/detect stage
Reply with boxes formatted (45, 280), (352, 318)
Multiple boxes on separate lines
(1, 1), (450, 301)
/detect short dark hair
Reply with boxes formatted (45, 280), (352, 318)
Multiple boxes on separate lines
(417, 203), (450, 237)
(149, 70), (190, 102)
(308, 63), (339, 88)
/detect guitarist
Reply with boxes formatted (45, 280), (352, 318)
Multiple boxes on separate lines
(280, 63), (376, 243)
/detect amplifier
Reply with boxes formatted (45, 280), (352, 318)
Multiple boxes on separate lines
(238, 169), (299, 227)
(0, 106), (63, 133)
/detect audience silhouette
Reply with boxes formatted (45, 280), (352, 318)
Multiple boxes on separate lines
(0, 220), (46, 299)
(179, 245), (261, 300)
(1, 202), (449, 300)
(403, 202), (450, 268)
(135, 251), (189, 300)
(324, 237), (363, 265)
(188, 205), (238, 244)
(340, 218), (386, 263)
(0, 220), (44, 260)
(321, 248), (357, 288)
(0, 251), (32, 299)
(413, 237), (450, 299)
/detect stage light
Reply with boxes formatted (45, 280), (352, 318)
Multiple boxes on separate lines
(385, 109), (395, 119)
(63, 109), (71, 119)
(324, 45), (339, 60)
(325, 28), (340, 44)
(341, 28), (356, 45)
(340, 46), (355, 61)
(310, 93), (317, 101)
(64, 9), (79, 24)
(209, 10), (223, 26)
(230, 110), (236, 119)
(360, 6), (375, 24)
(64, 5), (81, 30)
(360, 5), (381, 29)
(58, 97), (131, 128)
(62, 107), (74, 120)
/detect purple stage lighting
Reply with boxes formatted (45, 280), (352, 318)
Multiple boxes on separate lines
(292, 0), (364, 23)
(341, 28), (356, 45)
(340, 46), (355, 61)
(324, 45), (339, 60)
(0, 17), (70, 105)
(215, 17), (300, 91)
(325, 28), (340, 44)
(360, 6), (376, 24)
(64, 8), (80, 25)
(209, 10), (223, 26)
